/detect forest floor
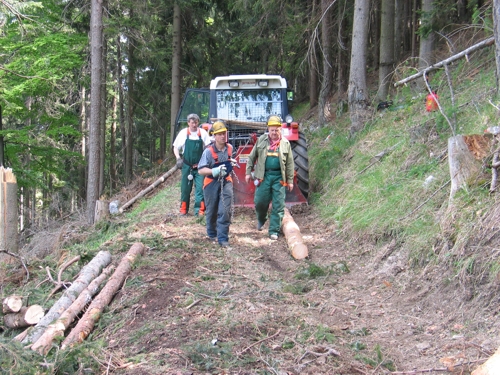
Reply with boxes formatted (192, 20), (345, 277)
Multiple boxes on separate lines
(89, 174), (499, 375)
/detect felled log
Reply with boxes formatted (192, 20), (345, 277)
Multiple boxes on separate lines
(21, 250), (112, 345)
(3, 295), (23, 314)
(31, 265), (114, 355)
(282, 208), (308, 260)
(119, 166), (178, 213)
(4, 305), (44, 329)
(394, 37), (495, 87)
(61, 242), (145, 349)
(471, 346), (500, 375)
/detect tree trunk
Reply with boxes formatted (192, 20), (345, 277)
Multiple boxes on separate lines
(493, 0), (500, 95)
(318, 0), (334, 124)
(110, 90), (117, 192)
(418, 0), (435, 89)
(87, 0), (103, 225)
(170, 2), (182, 147)
(99, 20), (108, 197)
(61, 243), (145, 349)
(308, 0), (319, 109)
(337, 0), (350, 113)
(21, 250), (112, 345)
(348, 0), (371, 136)
(31, 266), (114, 355)
(411, 0), (418, 61)
(117, 35), (126, 182)
(282, 208), (308, 260)
(4, 305), (44, 329)
(79, 86), (87, 203)
(378, 0), (395, 101)
(3, 295), (23, 314)
(126, 18), (135, 184)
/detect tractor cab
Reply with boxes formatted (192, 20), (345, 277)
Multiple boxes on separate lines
(174, 74), (309, 207)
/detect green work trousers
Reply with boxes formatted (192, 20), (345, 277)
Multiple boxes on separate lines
(254, 170), (285, 236)
(180, 165), (204, 215)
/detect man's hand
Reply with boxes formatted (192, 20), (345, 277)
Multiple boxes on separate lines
(212, 165), (227, 178)
(287, 183), (294, 192)
(245, 174), (252, 183)
(176, 158), (184, 169)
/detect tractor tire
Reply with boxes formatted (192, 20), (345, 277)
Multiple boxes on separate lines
(291, 131), (309, 198)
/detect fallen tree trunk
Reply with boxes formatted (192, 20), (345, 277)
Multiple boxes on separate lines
(394, 37), (495, 87)
(21, 250), (112, 345)
(472, 346), (500, 375)
(210, 118), (268, 131)
(61, 242), (145, 349)
(4, 305), (44, 329)
(3, 295), (23, 314)
(119, 166), (179, 213)
(282, 208), (308, 260)
(31, 265), (115, 355)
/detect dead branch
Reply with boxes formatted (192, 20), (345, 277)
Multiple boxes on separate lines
(237, 329), (281, 355)
(357, 142), (403, 176)
(45, 255), (81, 300)
(0, 249), (29, 282)
(491, 151), (499, 193)
(394, 37), (495, 87)
(400, 180), (451, 221)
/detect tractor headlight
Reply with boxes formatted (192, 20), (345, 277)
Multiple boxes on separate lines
(285, 114), (293, 124)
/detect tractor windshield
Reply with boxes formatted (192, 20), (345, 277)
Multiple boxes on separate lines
(216, 89), (283, 122)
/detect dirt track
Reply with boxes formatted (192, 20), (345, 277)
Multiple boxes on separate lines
(99, 177), (498, 374)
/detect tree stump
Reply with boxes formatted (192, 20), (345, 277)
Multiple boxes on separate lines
(448, 135), (487, 199)
(94, 199), (109, 222)
(0, 167), (18, 264)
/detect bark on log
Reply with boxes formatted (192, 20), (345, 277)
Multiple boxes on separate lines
(4, 305), (44, 328)
(31, 265), (115, 355)
(448, 135), (484, 199)
(22, 250), (112, 345)
(471, 346), (500, 375)
(3, 295), (23, 314)
(119, 166), (179, 213)
(394, 37), (495, 87)
(282, 208), (308, 260)
(61, 242), (145, 349)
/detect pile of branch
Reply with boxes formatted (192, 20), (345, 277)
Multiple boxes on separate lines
(2, 296), (44, 329)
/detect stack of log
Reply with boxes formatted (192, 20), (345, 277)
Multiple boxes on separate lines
(2, 295), (44, 329)
(2, 243), (145, 356)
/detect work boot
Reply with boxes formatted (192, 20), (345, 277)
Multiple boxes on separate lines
(270, 234), (278, 240)
(220, 241), (230, 247)
(257, 221), (264, 231)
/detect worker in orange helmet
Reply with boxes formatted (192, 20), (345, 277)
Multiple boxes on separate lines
(245, 115), (295, 240)
(198, 120), (234, 247)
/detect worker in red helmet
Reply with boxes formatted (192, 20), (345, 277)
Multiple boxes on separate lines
(245, 115), (295, 240)
(172, 113), (211, 216)
(198, 120), (234, 248)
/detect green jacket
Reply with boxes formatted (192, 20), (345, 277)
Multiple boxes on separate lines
(246, 134), (295, 185)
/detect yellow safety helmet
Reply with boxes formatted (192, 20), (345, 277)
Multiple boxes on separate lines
(267, 115), (282, 127)
(211, 120), (227, 135)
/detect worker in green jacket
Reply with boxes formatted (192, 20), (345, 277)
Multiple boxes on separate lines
(245, 115), (295, 240)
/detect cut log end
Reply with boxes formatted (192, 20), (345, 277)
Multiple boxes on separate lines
(4, 305), (45, 329)
(3, 295), (23, 314)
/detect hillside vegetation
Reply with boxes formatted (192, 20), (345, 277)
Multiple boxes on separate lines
(1, 35), (500, 374)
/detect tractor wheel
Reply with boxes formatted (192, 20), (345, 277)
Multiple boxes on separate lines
(291, 131), (309, 198)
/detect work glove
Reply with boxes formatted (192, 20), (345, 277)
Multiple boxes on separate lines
(175, 158), (184, 169)
(212, 165), (227, 178)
